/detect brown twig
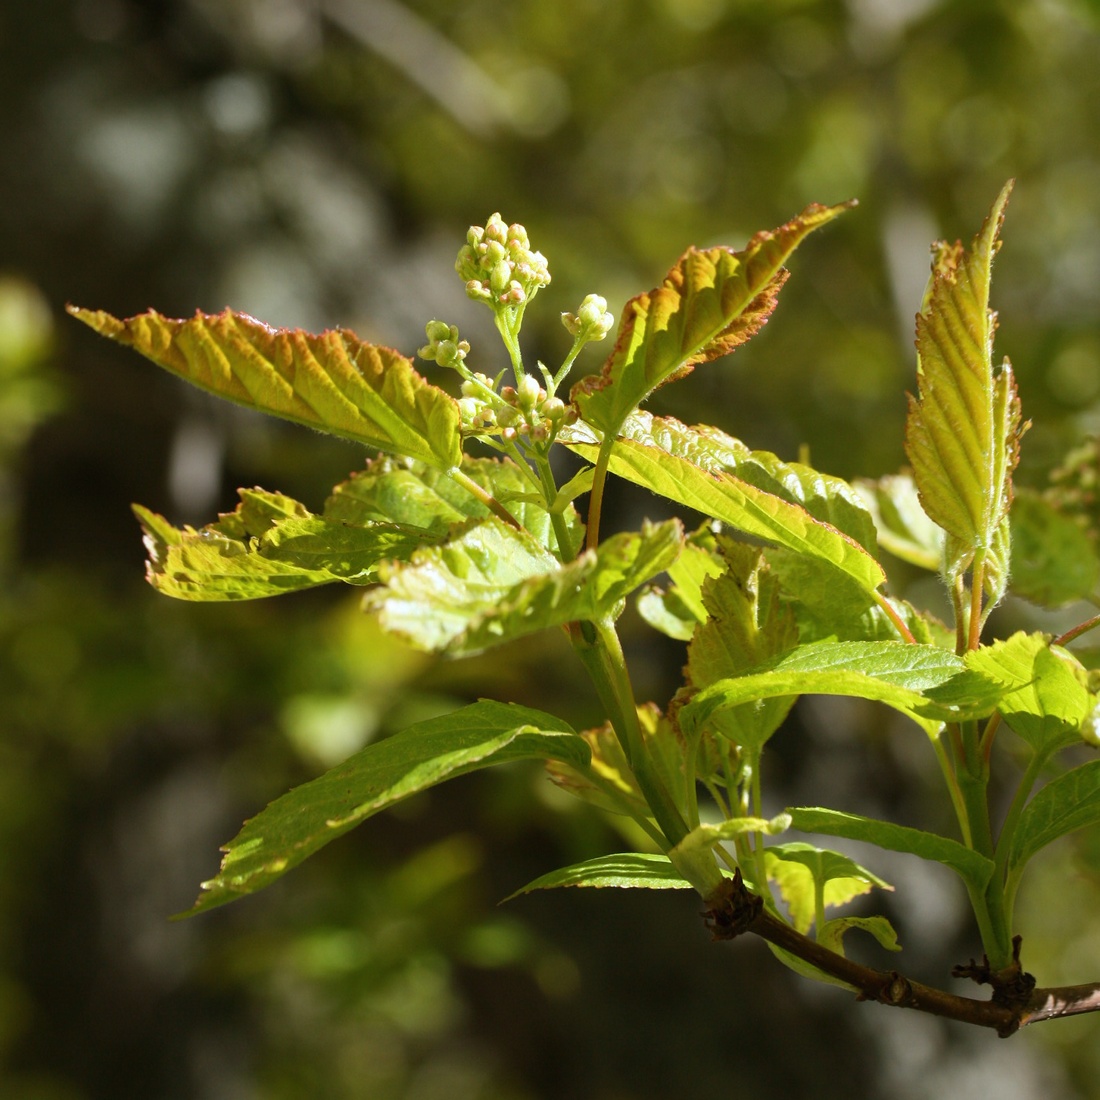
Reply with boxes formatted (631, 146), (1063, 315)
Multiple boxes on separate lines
(704, 873), (1100, 1037)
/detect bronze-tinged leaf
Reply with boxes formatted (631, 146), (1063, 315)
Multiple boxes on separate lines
(69, 307), (463, 469)
(904, 182), (1026, 581)
(572, 201), (854, 436)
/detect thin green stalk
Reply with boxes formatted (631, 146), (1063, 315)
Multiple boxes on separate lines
(994, 748), (1050, 932)
(569, 619), (690, 851)
(872, 590), (917, 644)
(814, 874), (827, 943)
(449, 467), (522, 530)
(932, 732), (972, 847)
(585, 436), (615, 552)
(532, 451), (577, 561)
(968, 557), (986, 652)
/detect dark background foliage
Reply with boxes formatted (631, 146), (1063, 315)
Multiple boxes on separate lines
(5, 0), (1100, 1096)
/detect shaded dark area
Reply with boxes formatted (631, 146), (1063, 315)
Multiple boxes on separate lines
(4, 1), (1100, 1096)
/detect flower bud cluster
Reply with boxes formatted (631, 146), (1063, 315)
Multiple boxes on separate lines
(562, 293), (614, 343)
(418, 320), (470, 370)
(456, 214), (551, 308)
(457, 371), (575, 443)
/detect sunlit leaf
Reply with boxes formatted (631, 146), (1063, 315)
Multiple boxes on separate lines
(681, 640), (1004, 741)
(904, 182), (1026, 585)
(787, 806), (994, 890)
(546, 703), (688, 820)
(69, 306), (463, 469)
(820, 915), (901, 956)
(637, 522), (725, 641)
(966, 632), (1096, 753)
(572, 201), (853, 437)
(766, 842), (891, 935)
(366, 516), (682, 654)
(686, 541), (798, 751)
(564, 415), (885, 594)
(134, 492), (427, 600)
(325, 454), (585, 557)
(184, 700), (587, 915)
(670, 812), (791, 865)
(504, 853), (711, 899)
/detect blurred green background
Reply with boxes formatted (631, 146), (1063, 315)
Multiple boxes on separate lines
(6, 0), (1100, 1096)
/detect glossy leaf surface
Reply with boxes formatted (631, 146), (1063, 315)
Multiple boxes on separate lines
(573, 202), (853, 437)
(186, 701), (587, 915)
(788, 806), (994, 889)
(134, 492), (427, 600)
(365, 517), (682, 654)
(905, 182), (1024, 581)
(70, 307), (463, 469)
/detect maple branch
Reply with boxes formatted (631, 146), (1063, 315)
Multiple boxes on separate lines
(703, 873), (1100, 1037)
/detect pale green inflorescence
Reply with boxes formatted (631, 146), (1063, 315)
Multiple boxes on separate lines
(455, 213), (551, 307)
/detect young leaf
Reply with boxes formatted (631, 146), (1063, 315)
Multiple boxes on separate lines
(1009, 489), (1099, 607)
(686, 542), (799, 752)
(572, 201), (853, 437)
(966, 632), (1096, 753)
(820, 915), (901, 956)
(681, 640), (1004, 742)
(854, 472), (943, 571)
(787, 806), (995, 890)
(766, 842), (892, 935)
(637, 522), (725, 641)
(69, 307), (463, 469)
(669, 813), (792, 865)
(504, 853), (714, 899)
(1007, 760), (1100, 883)
(366, 516), (683, 655)
(184, 700), (588, 915)
(134, 493), (428, 600)
(904, 182), (1025, 585)
(546, 704), (689, 821)
(326, 454), (584, 556)
(565, 421), (885, 595)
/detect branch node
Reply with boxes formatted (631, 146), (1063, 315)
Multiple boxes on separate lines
(952, 935), (1034, 1033)
(878, 971), (915, 1007)
(702, 870), (763, 941)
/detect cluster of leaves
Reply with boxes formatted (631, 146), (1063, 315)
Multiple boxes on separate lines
(70, 184), (1100, 1031)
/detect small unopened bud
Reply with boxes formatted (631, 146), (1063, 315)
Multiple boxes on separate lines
(517, 374), (542, 409)
(563, 293), (614, 341)
(541, 396), (566, 422)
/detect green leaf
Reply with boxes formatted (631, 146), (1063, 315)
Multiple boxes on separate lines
(854, 472), (943, 571)
(681, 641), (1003, 741)
(1010, 489), (1099, 607)
(572, 201), (853, 437)
(366, 516), (683, 654)
(904, 182), (1025, 583)
(637, 522), (725, 641)
(133, 492), (427, 601)
(1008, 760), (1100, 881)
(69, 306), (463, 469)
(686, 541), (799, 751)
(966, 632), (1096, 753)
(787, 806), (995, 890)
(670, 813), (792, 865)
(565, 416), (885, 595)
(184, 700), (588, 915)
(504, 853), (708, 899)
(766, 842), (892, 935)
(820, 915), (901, 956)
(326, 454), (584, 556)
